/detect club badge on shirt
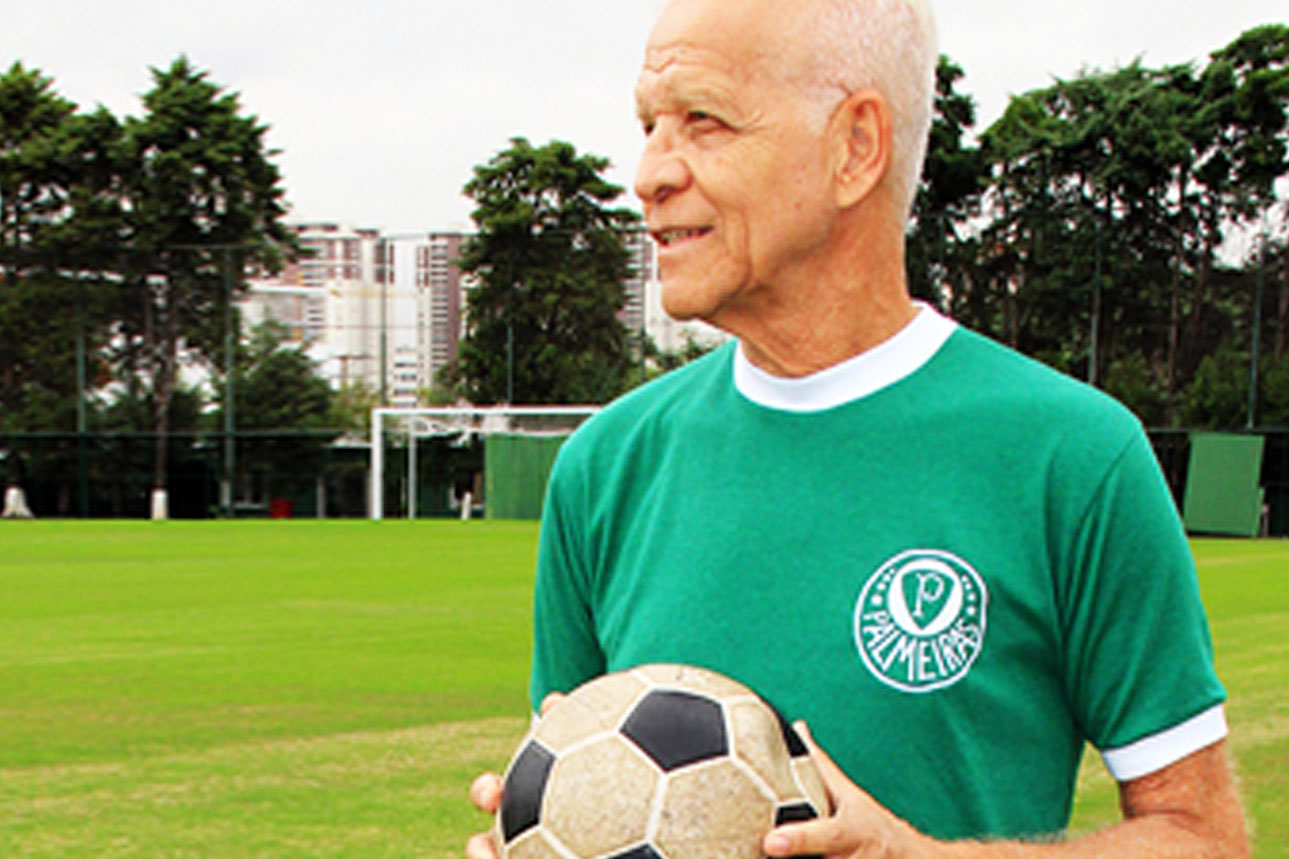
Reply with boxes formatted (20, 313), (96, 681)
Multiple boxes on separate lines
(853, 549), (988, 693)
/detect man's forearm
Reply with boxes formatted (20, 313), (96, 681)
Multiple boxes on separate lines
(941, 743), (1247, 859)
(764, 737), (1247, 859)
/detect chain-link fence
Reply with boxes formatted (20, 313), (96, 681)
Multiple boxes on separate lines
(3, 426), (1287, 535)
(4, 236), (1289, 526)
(0, 431), (371, 519)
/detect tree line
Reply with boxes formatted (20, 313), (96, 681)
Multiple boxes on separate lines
(0, 58), (319, 510)
(1, 27), (1287, 512)
(449, 25), (1289, 425)
(906, 24), (1289, 427)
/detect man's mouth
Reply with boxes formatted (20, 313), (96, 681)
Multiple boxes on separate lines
(653, 227), (713, 247)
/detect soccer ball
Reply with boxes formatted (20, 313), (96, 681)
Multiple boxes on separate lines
(494, 663), (829, 858)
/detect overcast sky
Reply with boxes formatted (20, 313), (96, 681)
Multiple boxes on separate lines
(2, 1), (1284, 234)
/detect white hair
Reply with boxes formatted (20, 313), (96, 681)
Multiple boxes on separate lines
(796, 0), (938, 219)
(652, 0), (937, 218)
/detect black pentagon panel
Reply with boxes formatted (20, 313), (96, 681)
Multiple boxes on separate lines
(775, 802), (819, 825)
(775, 803), (823, 859)
(768, 704), (808, 758)
(499, 740), (555, 843)
(605, 845), (664, 859)
(621, 689), (727, 771)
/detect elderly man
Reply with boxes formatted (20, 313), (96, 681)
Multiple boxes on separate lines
(468, 0), (1248, 855)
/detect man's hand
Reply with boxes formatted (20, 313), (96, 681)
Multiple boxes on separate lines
(464, 694), (568, 859)
(763, 722), (1249, 859)
(465, 772), (504, 859)
(763, 720), (929, 857)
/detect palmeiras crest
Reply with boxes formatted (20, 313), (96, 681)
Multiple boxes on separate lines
(853, 549), (988, 693)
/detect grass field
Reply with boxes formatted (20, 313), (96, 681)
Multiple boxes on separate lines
(0, 522), (1285, 856)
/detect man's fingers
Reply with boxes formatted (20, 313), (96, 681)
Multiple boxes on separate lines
(763, 722), (856, 856)
(764, 816), (851, 857)
(538, 692), (566, 716)
(470, 772), (503, 814)
(794, 720), (852, 799)
(465, 831), (500, 859)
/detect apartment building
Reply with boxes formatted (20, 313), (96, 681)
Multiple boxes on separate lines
(240, 222), (720, 406)
(620, 227), (651, 337)
(414, 231), (468, 391)
(244, 222), (405, 399)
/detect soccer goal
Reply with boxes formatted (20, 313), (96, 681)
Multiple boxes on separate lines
(368, 406), (599, 521)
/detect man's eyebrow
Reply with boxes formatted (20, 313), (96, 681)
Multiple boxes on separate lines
(635, 78), (739, 123)
(634, 99), (656, 128)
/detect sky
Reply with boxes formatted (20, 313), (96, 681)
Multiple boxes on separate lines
(1, 0), (1284, 235)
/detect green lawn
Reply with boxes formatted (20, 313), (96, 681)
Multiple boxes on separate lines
(1067, 539), (1289, 853)
(0, 523), (1284, 856)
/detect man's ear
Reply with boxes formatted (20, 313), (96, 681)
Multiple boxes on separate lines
(830, 88), (892, 210)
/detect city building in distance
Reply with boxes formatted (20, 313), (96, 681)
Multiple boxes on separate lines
(242, 223), (725, 406)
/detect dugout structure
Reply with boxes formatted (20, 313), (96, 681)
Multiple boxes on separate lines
(368, 407), (598, 521)
(1182, 432), (1267, 538)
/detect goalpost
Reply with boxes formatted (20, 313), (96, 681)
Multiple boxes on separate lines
(368, 405), (600, 521)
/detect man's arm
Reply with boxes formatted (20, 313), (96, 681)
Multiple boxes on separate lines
(764, 723), (1248, 859)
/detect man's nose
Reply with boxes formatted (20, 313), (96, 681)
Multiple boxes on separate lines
(634, 124), (690, 206)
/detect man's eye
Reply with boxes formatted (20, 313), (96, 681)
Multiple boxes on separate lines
(687, 112), (730, 136)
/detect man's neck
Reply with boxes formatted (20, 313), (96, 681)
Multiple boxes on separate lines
(720, 227), (917, 378)
(735, 293), (918, 377)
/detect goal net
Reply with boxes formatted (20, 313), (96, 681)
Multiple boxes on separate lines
(369, 406), (599, 521)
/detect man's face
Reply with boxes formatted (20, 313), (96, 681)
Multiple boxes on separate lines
(633, 0), (837, 325)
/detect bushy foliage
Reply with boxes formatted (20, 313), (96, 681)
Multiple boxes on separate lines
(455, 138), (641, 405)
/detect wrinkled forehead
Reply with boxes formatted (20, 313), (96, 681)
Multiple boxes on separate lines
(643, 0), (811, 77)
(634, 47), (790, 127)
(635, 4), (804, 113)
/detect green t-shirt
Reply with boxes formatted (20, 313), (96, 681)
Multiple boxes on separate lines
(530, 308), (1226, 840)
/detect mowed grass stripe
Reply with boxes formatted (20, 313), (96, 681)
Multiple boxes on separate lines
(1, 716), (527, 858)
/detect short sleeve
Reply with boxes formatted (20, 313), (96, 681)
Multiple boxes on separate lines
(1058, 429), (1227, 779)
(528, 449), (606, 712)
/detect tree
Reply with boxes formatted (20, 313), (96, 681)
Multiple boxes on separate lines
(0, 65), (118, 423)
(456, 138), (641, 404)
(1179, 341), (1252, 428)
(111, 57), (295, 507)
(210, 321), (337, 503)
(969, 29), (1288, 424)
(329, 380), (381, 434)
(977, 64), (1183, 378)
(94, 382), (205, 517)
(907, 56), (984, 313)
(1181, 26), (1289, 402)
(1102, 353), (1168, 426)
(0, 64), (122, 508)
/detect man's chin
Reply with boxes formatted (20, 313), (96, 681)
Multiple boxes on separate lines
(660, 283), (718, 324)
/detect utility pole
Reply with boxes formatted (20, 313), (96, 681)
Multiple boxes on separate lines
(1089, 219), (1102, 387)
(379, 243), (389, 405)
(222, 247), (236, 517)
(75, 276), (89, 518)
(1248, 226), (1267, 429)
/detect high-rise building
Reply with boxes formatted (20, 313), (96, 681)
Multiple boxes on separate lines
(415, 231), (469, 391)
(268, 222), (399, 398)
(620, 227), (652, 338)
(237, 221), (722, 408)
(238, 283), (326, 347)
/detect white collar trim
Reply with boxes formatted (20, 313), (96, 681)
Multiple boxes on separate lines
(732, 303), (958, 412)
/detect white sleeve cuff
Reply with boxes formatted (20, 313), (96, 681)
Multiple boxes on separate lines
(1100, 704), (1228, 782)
